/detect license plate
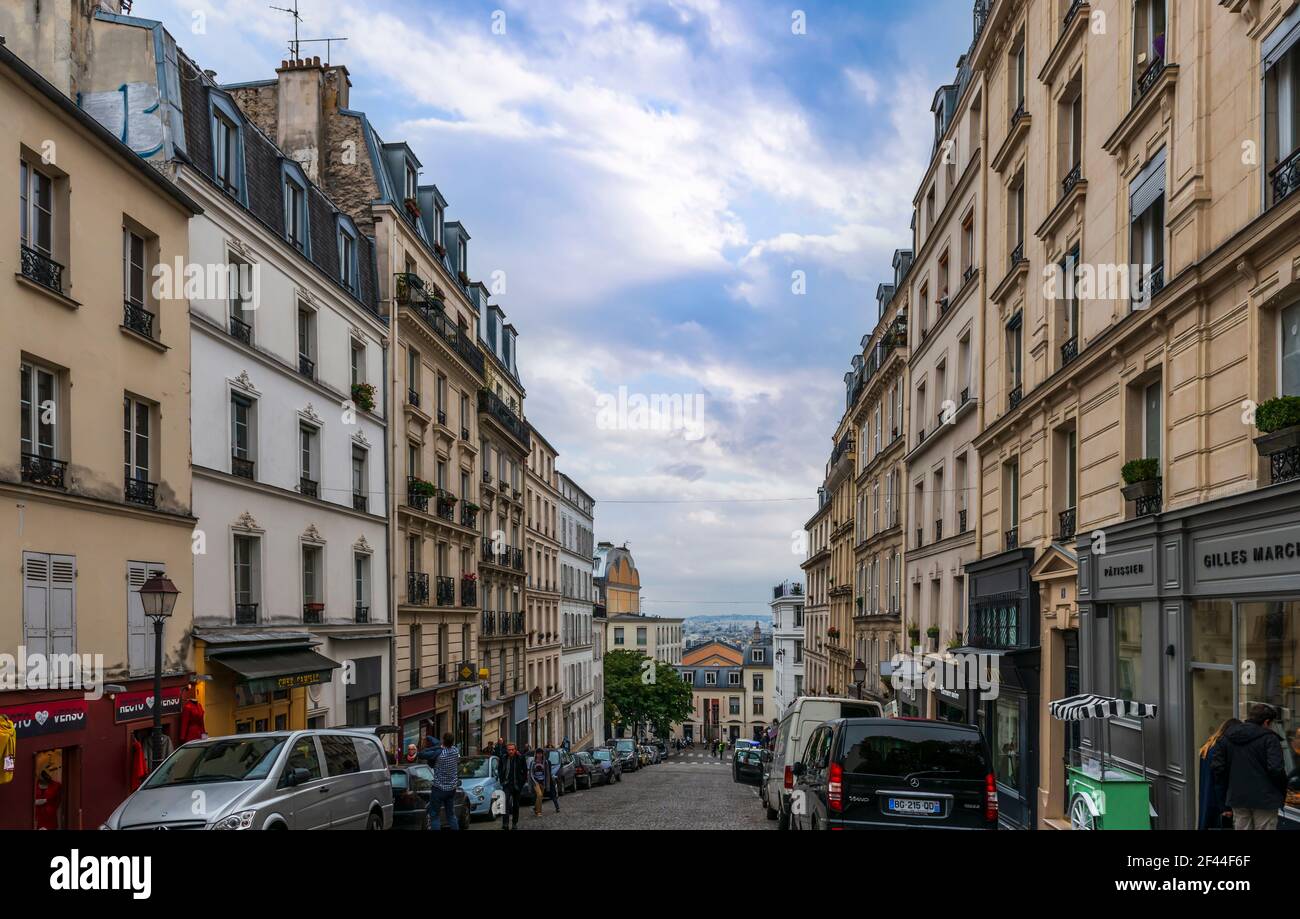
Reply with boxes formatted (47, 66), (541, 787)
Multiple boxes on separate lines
(886, 797), (941, 816)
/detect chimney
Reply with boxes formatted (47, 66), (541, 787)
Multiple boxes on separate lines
(274, 57), (326, 182)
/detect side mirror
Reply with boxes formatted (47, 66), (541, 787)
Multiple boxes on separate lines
(792, 762), (805, 778)
(287, 767), (311, 787)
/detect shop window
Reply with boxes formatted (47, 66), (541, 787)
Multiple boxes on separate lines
(1114, 605), (1144, 702)
(1282, 302), (1300, 396)
(994, 697), (1021, 788)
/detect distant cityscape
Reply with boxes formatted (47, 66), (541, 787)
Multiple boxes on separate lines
(682, 614), (774, 647)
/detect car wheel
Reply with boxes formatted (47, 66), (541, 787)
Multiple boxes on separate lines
(367, 809), (384, 831)
(766, 802), (778, 820)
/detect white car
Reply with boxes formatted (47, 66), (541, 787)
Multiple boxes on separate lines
(765, 697), (882, 830)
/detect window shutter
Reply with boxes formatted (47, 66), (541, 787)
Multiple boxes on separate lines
(128, 561), (164, 675)
(48, 554), (76, 655)
(1129, 148), (1167, 221)
(22, 552), (50, 657)
(1264, 5), (1300, 72)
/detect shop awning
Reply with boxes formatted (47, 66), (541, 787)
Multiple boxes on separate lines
(1050, 693), (1157, 721)
(211, 648), (340, 695)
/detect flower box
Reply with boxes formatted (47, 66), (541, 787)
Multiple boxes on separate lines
(1254, 425), (1300, 456)
(1120, 478), (1161, 501)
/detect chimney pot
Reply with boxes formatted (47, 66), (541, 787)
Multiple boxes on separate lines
(312, 56), (321, 67)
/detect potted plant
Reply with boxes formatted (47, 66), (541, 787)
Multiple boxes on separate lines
(409, 478), (436, 497)
(433, 241), (447, 259)
(463, 572), (478, 582)
(1254, 396), (1300, 455)
(395, 273), (411, 304)
(464, 501), (481, 513)
(947, 637), (962, 651)
(907, 621), (921, 644)
(926, 625), (941, 650)
(403, 196), (421, 218)
(1120, 457), (1161, 500)
(351, 382), (376, 413)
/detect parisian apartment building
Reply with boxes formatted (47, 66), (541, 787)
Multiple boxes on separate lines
(802, 0), (1300, 831)
(525, 429), (564, 747)
(558, 472), (601, 750)
(769, 580), (805, 716)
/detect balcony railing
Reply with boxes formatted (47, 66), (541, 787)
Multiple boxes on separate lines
(407, 477), (431, 512)
(300, 477), (319, 498)
(1061, 162), (1082, 198)
(461, 505), (478, 528)
(353, 492), (368, 512)
(229, 315), (253, 345)
(435, 491), (457, 522)
(436, 575), (456, 607)
(21, 453), (67, 489)
(1135, 55), (1165, 101)
(124, 478), (157, 507)
(1271, 445), (1300, 485)
(962, 264), (977, 286)
(958, 508), (968, 533)
(1009, 242), (1025, 270)
(1135, 481), (1163, 518)
(355, 605), (370, 624)
(1008, 384), (1023, 411)
(773, 582), (804, 599)
(405, 296), (486, 375)
(303, 603), (323, 625)
(1005, 526), (1019, 550)
(973, 0), (992, 42)
(1059, 506), (1077, 542)
(482, 610), (496, 636)
(232, 454), (255, 480)
(960, 387), (971, 405)
(1271, 147), (1300, 207)
(408, 388), (421, 408)
(407, 572), (430, 606)
(437, 409), (447, 426)
(1140, 263), (1165, 303)
(123, 301), (155, 338)
(934, 519), (943, 542)
(478, 389), (531, 451)
(298, 354), (315, 379)
(1009, 100), (1026, 129)
(1062, 0), (1084, 30)
(916, 528), (924, 549)
(462, 579), (477, 607)
(20, 244), (63, 294)
(235, 602), (259, 625)
(1061, 336), (1079, 367)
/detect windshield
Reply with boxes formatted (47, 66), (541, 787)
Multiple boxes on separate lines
(547, 750), (561, 765)
(143, 737), (286, 788)
(615, 740), (635, 752)
(592, 750), (612, 762)
(840, 724), (987, 779)
(459, 757), (492, 779)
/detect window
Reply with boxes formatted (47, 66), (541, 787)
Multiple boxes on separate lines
(1061, 246), (1080, 345)
(233, 534), (260, 620)
(210, 97), (244, 199)
(1009, 171), (1026, 254)
(350, 340), (365, 387)
(1013, 40), (1027, 112)
(614, 627), (625, 646)
(354, 553), (371, 617)
(1283, 303), (1300, 396)
(404, 161), (418, 201)
(751, 648), (765, 663)
(299, 423), (318, 490)
(284, 172), (308, 252)
(337, 217), (358, 293)
(228, 256), (253, 340)
(705, 671), (717, 686)
(1005, 459), (1020, 534)
(352, 447), (367, 509)
(297, 307), (316, 377)
(961, 212), (975, 275)
(123, 396), (152, 490)
(22, 552), (75, 658)
(1130, 149), (1167, 305)
(407, 348), (421, 400)
(1265, 8), (1300, 206)
(231, 393), (255, 474)
(302, 543), (323, 613)
(994, 697), (1021, 787)
(20, 361), (58, 461)
(1133, 0), (1167, 83)
(1006, 312), (1023, 393)
(123, 229), (146, 308)
(19, 158), (54, 256)
(637, 627), (647, 646)
(1114, 605), (1143, 702)
(729, 697), (741, 716)
(1066, 430), (1077, 509)
(1143, 379), (1162, 463)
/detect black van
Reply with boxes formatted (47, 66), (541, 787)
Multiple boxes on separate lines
(790, 718), (998, 830)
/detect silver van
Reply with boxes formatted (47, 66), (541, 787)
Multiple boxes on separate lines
(100, 728), (395, 830)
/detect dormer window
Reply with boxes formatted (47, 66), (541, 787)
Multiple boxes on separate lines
(281, 162), (310, 255)
(337, 215), (359, 294)
(405, 162), (418, 201)
(435, 204), (445, 245)
(209, 93), (246, 202)
(459, 238), (469, 276)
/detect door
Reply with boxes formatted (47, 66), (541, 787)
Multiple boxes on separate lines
(278, 735), (330, 830)
(319, 734), (364, 828)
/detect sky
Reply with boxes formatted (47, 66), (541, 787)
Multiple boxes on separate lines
(142, 0), (973, 617)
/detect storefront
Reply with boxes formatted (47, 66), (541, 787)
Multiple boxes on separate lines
(1077, 478), (1300, 830)
(0, 674), (189, 829)
(965, 546), (1040, 830)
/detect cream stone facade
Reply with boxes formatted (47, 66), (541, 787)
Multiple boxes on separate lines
(526, 427), (563, 746)
(800, 498), (832, 698)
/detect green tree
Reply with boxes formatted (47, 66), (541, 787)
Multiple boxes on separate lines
(604, 650), (693, 738)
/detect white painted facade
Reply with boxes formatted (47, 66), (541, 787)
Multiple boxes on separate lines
(771, 582), (806, 717)
(183, 178), (392, 729)
(558, 473), (600, 750)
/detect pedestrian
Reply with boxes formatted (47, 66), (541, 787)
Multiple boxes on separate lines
(493, 737), (507, 762)
(420, 732), (461, 830)
(499, 742), (527, 831)
(1213, 703), (1287, 830)
(529, 748), (554, 818)
(562, 735), (571, 754)
(1196, 717), (1240, 830)
(404, 743), (419, 764)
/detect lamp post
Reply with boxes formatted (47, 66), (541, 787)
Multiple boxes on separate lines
(137, 573), (180, 769)
(852, 658), (867, 701)
(529, 686), (543, 748)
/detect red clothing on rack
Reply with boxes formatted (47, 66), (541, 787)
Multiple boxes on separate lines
(179, 699), (207, 743)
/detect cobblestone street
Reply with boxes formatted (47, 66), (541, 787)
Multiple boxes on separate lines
(469, 752), (776, 831)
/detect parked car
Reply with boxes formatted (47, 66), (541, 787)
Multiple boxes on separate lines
(731, 740), (760, 779)
(458, 755), (501, 819)
(638, 745), (652, 767)
(790, 718), (998, 831)
(390, 763), (471, 829)
(613, 738), (639, 772)
(644, 744), (662, 765)
(767, 696), (883, 829)
(100, 729), (394, 830)
(591, 748), (622, 783)
(734, 748), (765, 786)
(574, 751), (609, 788)
(550, 748), (578, 793)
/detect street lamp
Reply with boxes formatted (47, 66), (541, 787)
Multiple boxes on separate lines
(138, 573), (180, 770)
(853, 658), (867, 700)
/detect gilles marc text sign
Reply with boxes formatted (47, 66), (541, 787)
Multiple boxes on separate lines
(1196, 523), (1300, 584)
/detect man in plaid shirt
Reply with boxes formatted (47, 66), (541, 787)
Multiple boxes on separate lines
(419, 733), (461, 830)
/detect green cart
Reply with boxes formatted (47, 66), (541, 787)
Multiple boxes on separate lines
(1050, 693), (1158, 830)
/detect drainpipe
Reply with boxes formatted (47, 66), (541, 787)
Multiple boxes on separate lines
(384, 300), (398, 739)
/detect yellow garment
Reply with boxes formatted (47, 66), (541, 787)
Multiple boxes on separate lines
(0, 716), (15, 784)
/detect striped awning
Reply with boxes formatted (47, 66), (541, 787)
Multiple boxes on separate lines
(1050, 693), (1157, 722)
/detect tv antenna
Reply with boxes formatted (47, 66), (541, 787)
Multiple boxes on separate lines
(269, 1), (348, 63)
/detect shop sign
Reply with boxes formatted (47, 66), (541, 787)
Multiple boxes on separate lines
(458, 685), (482, 714)
(113, 686), (184, 723)
(246, 670), (330, 695)
(1095, 547), (1154, 591)
(1, 698), (88, 737)
(1196, 524), (1300, 583)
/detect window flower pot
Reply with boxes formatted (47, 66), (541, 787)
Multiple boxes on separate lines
(1120, 478), (1161, 501)
(1254, 425), (1300, 456)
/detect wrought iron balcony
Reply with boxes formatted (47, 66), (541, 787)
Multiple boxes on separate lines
(937, 295), (950, 317)
(229, 314), (253, 345)
(123, 301), (155, 338)
(300, 477), (319, 498)
(916, 527), (924, 549)
(479, 388), (531, 451)
(232, 454), (255, 480)
(973, 0), (992, 42)
(355, 605), (370, 624)
(437, 409), (447, 426)
(1008, 384), (1024, 411)
(1005, 526), (1019, 550)
(509, 546), (525, 570)
(409, 668), (421, 690)
(20, 244), (64, 294)
(1271, 148), (1300, 207)
(235, 602), (259, 625)
(961, 387), (971, 405)
(298, 354), (315, 379)
(461, 579), (478, 608)
(1059, 506), (1077, 542)
(958, 508), (968, 533)
(1009, 242), (1025, 270)
(482, 469), (494, 486)
(934, 519), (943, 542)
(1135, 55), (1165, 101)
(1135, 481), (1163, 518)
(481, 610), (496, 636)
(1062, 0), (1084, 30)
(124, 478), (157, 507)
(408, 388), (421, 408)
(407, 477), (431, 512)
(21, 453), (67, 489)
(435, 490), (457, 522)
(1061, 162), (1082, 198)
(1061, 336), (1079, 367)
(436, 575), (456, 607)
(407, 572), (430, 606)
(353, 492), (368, 512)
(1270, 445), (1300, 485)
(461, 427), (470, 441)
(407, 297), (485, 374)
(1010, 100), (1026, 129)
(303, 603), (324, 625)
(461, 505), (478, 528)
(1142, 263), (1165, 301)
(962, 264), (977, 286)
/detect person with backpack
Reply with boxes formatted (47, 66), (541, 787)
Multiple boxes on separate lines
(419, 733), (461, 830)
(1212, 703), (1287, 830)
(530, 748), (557, 817)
